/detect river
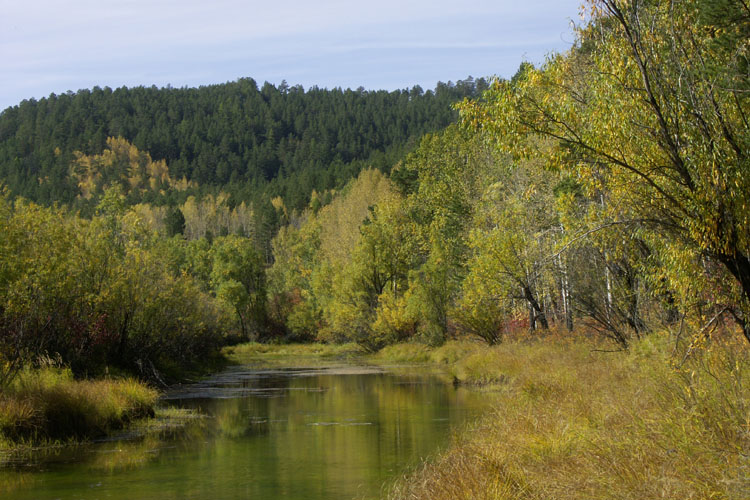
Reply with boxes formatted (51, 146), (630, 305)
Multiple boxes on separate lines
(1, 362), (492, 499)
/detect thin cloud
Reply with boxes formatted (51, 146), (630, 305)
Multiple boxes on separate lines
(1, 0), (581, 109)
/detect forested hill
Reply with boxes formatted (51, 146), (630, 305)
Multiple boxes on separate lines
(0, 77), (487, 209)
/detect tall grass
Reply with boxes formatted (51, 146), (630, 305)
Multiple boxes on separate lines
(386, 334), (749, 499)
(373, 343), (434, 363)
(0, 367), (158, 447)
(225, 342), (363, 361)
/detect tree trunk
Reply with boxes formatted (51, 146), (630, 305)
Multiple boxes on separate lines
(719, 252), (750, 344)
(235, 306), (248, 340)
(523, 285), (548, 330)
(557, 255), (573, 331)
(118, 312), (130, 359)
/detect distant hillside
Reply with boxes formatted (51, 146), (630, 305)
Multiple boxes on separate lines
(0, 77), (487, 209)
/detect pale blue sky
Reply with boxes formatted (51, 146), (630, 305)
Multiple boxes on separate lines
(0, 1), (584, 110)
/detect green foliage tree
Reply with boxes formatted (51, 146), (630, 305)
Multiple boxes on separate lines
(0, 194), (76, 383)
(0, 190), (225, 384)
(0, 79), (486, 211)
(165, 206), (186, 236)
(211, 235), (267, 341)
(460, 150), (560, 339)
(462, 0), (750, 342)
(392, 125), (500, 342)
(267, 218), (323, 339)
(268, 169), (403, 345)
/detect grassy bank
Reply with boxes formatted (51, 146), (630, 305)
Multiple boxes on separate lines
(384, 334), (749, 499)
(0, 367), (158, 451)
(207, 336), (749, 498)
(224, 342), (363, 364)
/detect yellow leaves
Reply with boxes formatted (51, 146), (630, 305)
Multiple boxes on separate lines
(70, 137), (183, 200)
(270, 196), (286, 216)
(172, 176), (193, 191)
(522, 184), (538, 200)
(146, 158), (170, 187)
(178, 193), (255, 240)
(317, 169), (396, 266)
(372, 292), (416, 343)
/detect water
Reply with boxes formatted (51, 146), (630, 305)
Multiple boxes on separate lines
(1, 363), (492, 499)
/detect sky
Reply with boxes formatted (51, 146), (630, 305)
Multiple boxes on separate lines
(0, 0), (584, 110)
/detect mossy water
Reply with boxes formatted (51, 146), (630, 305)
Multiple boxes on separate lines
(0, 360), (493, 499)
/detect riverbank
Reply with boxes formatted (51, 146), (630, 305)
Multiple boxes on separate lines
(0, 367), (159, 453)
(382, 335), (749, 500)
(225, 336), (748, 498)
(4, 334), (746, 498)
(224, 341), (364, 363)
(0, 343), (353, 455)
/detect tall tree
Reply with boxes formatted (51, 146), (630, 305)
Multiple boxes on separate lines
(463, 0), (750, 342)
(211, 235), (267, 341)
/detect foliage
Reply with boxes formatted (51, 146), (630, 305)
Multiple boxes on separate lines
(376, 125), (501, 345)
(70, 136), (188, 203)
(459, 143), (561, 340)
(0, 191), (229, 384)
(211, 235), (267, 341)
(268, 169), (401, 345)
(0, 78), (487, 211)
(461, 0), (750, 342)
(180, 192), (255, 241)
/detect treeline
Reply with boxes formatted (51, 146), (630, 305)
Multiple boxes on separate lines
(63, 136), (289, 260)
(2, 0), (747, 387)
(0, 77), (487, 210)
(267, 0), (750, 349)
(0, 187), (273, 386)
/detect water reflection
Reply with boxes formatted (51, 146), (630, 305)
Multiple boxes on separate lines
(0, 364), (491, 500)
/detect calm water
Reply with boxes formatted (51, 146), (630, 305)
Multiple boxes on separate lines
(1, 364), (492, 499)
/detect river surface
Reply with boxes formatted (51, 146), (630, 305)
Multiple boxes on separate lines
(1, 363), (492, 499)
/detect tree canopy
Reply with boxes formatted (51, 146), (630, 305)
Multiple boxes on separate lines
(0, 77), (487, 211)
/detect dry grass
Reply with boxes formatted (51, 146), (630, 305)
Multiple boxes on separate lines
(429, 340), (484, 365)
(374, 343), (434, 363)
(386, 333), (750, 500)
(224, 341), (363, 361)
(0, 367), (158, 448)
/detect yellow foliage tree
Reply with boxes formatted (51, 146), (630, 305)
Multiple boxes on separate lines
(462, 0), (750, 342)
